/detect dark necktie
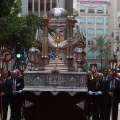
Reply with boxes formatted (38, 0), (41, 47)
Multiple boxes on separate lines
(13, 79), (16, 95)
(104, 76), (106, 81)
(96, 82), (99, 91)
(110, 80), (114, 91)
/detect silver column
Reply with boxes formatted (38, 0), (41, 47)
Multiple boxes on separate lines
(38, 0), (40, 17)
(44, 0), (47, 17)
(50, 0), (52, 10)
(32, 0), (34, 13)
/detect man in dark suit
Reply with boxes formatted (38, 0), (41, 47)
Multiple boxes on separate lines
(103, 71), (120, 120)
(85, 71), (93, 120)
(10, 70), (24, 120)
(88, 72), (104, 120)
(0, 70), (12, 120)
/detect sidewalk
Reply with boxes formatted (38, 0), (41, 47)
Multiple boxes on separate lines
(7, 105), (10, 120)
(89, 104), (120, 120)
(118, 104), (120, 120)
(7, 105), (25, 120)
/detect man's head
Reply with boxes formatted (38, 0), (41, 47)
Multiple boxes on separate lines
(11, 70), (18, 79)
(99, 73), (103, 80)
(2, 70), (8, 79)
(103, 68), (108, 76)
(14, 69), (22, 77)
(109, 71), (116, 80)
(93, 72), (99, 81)
(108, 69), (112, 75)
(86, 71), (93, 79)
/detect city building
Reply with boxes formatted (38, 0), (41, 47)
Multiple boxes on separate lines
(21, 0), (73, 16)
(73, 0), (120, 70)
(74, 0), (110, 70)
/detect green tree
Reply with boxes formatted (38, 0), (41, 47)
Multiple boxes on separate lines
(0, 0), (39, 50)
(0, 0), (40, 70)
(90, 36), (111, 67)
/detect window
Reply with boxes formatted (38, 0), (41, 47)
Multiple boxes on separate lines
(80, 18), (86, 24)
(88, 62), (101, 67)
(88, 5), (95, 13)
(81, 28), (86, 33)
(106, 18), (108, 25)
(96, 51), (100, 57)
(96, 18), (104, 24)
(88, 18), (95, 24)
(87, 62), (92, 67)
(97, 6), (104, 13)
(96, 29), (104, 36)
(87, 51), (94, 58)
(96, 62), (101, 67)
(88, 40), (94, 45)
(28, 0), (56, 12)
(80, 5), (85, 12)
(87, 29), (95, 36)
(28, 0), (32, 11)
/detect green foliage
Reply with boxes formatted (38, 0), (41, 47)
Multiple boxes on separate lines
(0, 0), (21, 17)
(90, 35), (111, 63)
(0, 0), (40, 50)
(17, 14), (40, 50)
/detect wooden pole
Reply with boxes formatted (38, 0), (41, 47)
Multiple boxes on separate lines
(0, 75), (2, 120)
(111, 80), (114, 120)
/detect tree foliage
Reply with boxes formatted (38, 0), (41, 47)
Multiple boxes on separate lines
(0, 0), (39, 50)
(90, 36), (111, 64)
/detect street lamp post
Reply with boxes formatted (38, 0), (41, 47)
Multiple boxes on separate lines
(28, 43), (41, 71)
(0, 56), (6, 120)
(109, 56), (117, 71)
(90, 62), (97, 74)
(74, 43), (86, 72)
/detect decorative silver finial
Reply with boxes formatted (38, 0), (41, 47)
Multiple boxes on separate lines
(57, 0), (59, 7)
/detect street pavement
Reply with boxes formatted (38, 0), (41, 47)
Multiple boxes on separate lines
(7, 105), (25, 120)
(6, 104), (120, 120)
(118, 105), (120, 120)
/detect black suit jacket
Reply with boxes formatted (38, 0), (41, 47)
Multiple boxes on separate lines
(88, 80), (104, 103)
(11, 77), (24, 94)
(103, 79), (120, 103)
(2, 78), (12, 102)
(88, 80), (104, 92)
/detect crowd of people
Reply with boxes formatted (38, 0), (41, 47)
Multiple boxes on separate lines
(1, 67), (120, 120)
(0, 69), (24, 120)
(86, 68), (120, 120)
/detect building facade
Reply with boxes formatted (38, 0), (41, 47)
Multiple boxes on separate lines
(21, 0), (73, 17)
(74, 0), (110, 69)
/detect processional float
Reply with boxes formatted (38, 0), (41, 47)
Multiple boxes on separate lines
(23, 5), (88, 120)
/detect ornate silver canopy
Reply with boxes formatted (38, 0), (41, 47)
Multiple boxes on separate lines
(49, 5), (68, 19)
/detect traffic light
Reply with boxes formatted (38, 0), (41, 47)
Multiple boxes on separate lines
(14, 43), (25, 61)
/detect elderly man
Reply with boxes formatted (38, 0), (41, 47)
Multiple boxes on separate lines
(103, 71), (120, 120)
(85, 71), (93, 119)
(88, 72), (104, 120)
(10, 70), (24, 120)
